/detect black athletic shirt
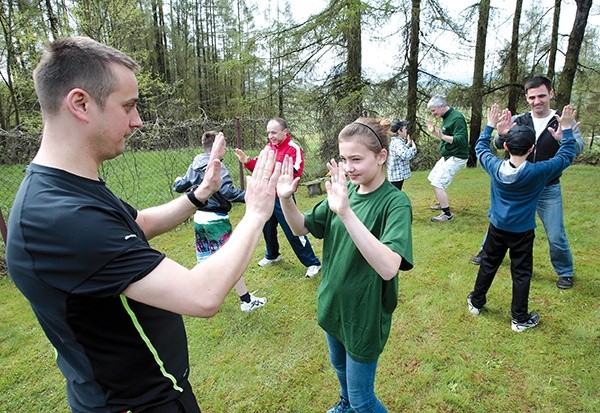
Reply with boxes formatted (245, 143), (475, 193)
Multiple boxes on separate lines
(7, 163), (190, 413)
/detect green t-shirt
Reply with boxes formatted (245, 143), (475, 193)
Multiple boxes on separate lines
(304, 180), (413, 362)
(440, 107), (469, 159)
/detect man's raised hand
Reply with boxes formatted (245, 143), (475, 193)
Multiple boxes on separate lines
(199, 132), (225, 196)
(244, 148), (279, 221)
(549, 105), (577, 141)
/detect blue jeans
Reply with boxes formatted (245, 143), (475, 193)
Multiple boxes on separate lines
(263, 197), (320, 267)
(536, 183), (573, 277)
(325, 333), (387, 413)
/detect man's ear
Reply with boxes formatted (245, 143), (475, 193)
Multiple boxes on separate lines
(66, 88), (91, 123)
(528, 144), (535, 154)
(503, 142), (509, 152)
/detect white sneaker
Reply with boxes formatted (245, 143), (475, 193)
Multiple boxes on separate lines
(431, 212), (453, 222)
(257, 255), (282, 267)
(305, 265), (321, 278)
(511, 311), (540, 332)
(467, 293), (481, 315)
(240, 293), (267, 313)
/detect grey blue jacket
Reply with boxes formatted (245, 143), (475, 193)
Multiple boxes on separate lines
(173, 153), (245, 213)
(493, 111), (584, 186)
(478, 125), (576, 233)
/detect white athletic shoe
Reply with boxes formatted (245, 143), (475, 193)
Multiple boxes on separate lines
(467, 293), (481, 315)
(240, 293), (267, 313)
(257, 255), (282, 267)
(511, 311), (540, 332)
(305, 265), (321, 278)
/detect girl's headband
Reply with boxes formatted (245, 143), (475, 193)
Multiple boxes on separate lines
(352, 122), (383, 149)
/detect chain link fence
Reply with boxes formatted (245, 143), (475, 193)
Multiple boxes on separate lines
(10, 116), (594, 267)
(1, 116), (347, 267)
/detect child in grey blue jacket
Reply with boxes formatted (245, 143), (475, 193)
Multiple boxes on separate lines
(174, 131), (267, 313)
(467, 104), (577, 332)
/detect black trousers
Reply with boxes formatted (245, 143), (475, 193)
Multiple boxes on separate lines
(133, 381), (201, 413)
(470, 223), (535, 322)
(390, 180), (405, 191)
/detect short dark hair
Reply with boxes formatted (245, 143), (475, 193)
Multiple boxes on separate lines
(523, 76), (552, 94)
(505, 125), (536, 156)
(201, 131), (219, 152)
(33, 36), (139, 116)
(390, 119), (409, 133)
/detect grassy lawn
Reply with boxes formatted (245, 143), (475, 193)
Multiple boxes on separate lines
(1, 165), (598, 412)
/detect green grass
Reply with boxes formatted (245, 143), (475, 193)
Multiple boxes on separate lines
(1, 165), (599, 412)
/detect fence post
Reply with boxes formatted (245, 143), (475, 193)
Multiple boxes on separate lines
(236, 116), (245, 190)
(0, 208), (7, 246)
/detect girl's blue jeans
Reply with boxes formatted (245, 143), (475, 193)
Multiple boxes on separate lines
(325, 332), (387, 413)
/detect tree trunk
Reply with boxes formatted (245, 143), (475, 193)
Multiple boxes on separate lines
(555, 0), (592, 108)
(468, 0), (491, 167)
(151, 0), (169, 81)
(547, 0), (561, 82)
(343, 0), (363, 123)
(507, 0), (523, 114)
(407, 0), (420, 141)
(44, 0), (60, 40)
(0, 0), (20, 128)
(194, 0), (205, 107)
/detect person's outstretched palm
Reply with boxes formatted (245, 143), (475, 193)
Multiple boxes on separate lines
(277, 155), (299, 199)
(325, 159), (349, 216)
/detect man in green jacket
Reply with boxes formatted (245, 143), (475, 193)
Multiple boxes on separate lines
(426, 95), (469, 222)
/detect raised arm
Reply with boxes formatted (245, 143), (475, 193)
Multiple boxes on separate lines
(536, 105), (577, 180)
(124, 148), (281, 317)
(325, 159), (402, 281)
(477, 105), (510, 162)
(235, 147), (257, 171)
(277, 155), (310, 236)
(136, 133), (225, 239)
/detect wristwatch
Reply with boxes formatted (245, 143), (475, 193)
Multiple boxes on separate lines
(186, 185), (207, 208)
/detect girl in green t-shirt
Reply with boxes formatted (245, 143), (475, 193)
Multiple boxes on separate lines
(277, 118), (414, 413)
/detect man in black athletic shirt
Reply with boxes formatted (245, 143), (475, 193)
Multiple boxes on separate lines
(6, 36), (280, 413)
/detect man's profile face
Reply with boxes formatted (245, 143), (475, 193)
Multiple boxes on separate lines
(266, 120), (287, 146)
(525, 85), (554, 118)
(93, 64), (142, 161)
(429, 106), (445, 118)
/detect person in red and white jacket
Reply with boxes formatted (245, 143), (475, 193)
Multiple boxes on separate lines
(236, 117), (322, 278)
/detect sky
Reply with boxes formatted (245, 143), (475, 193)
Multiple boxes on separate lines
(277, 0), (600, 83)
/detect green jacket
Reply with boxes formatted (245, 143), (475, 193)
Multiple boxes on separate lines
(440, 107), (469, 160)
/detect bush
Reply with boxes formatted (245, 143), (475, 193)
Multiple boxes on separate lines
(575, 137), (600, 165)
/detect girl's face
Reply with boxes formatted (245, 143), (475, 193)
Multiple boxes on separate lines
(339, 139), (387, 193)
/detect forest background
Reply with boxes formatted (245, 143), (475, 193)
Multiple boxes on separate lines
(1, 0), (599, 249)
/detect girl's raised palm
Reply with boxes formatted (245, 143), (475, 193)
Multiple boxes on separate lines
(325, 159), (349, 216)
(277, 155), (300, 199)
